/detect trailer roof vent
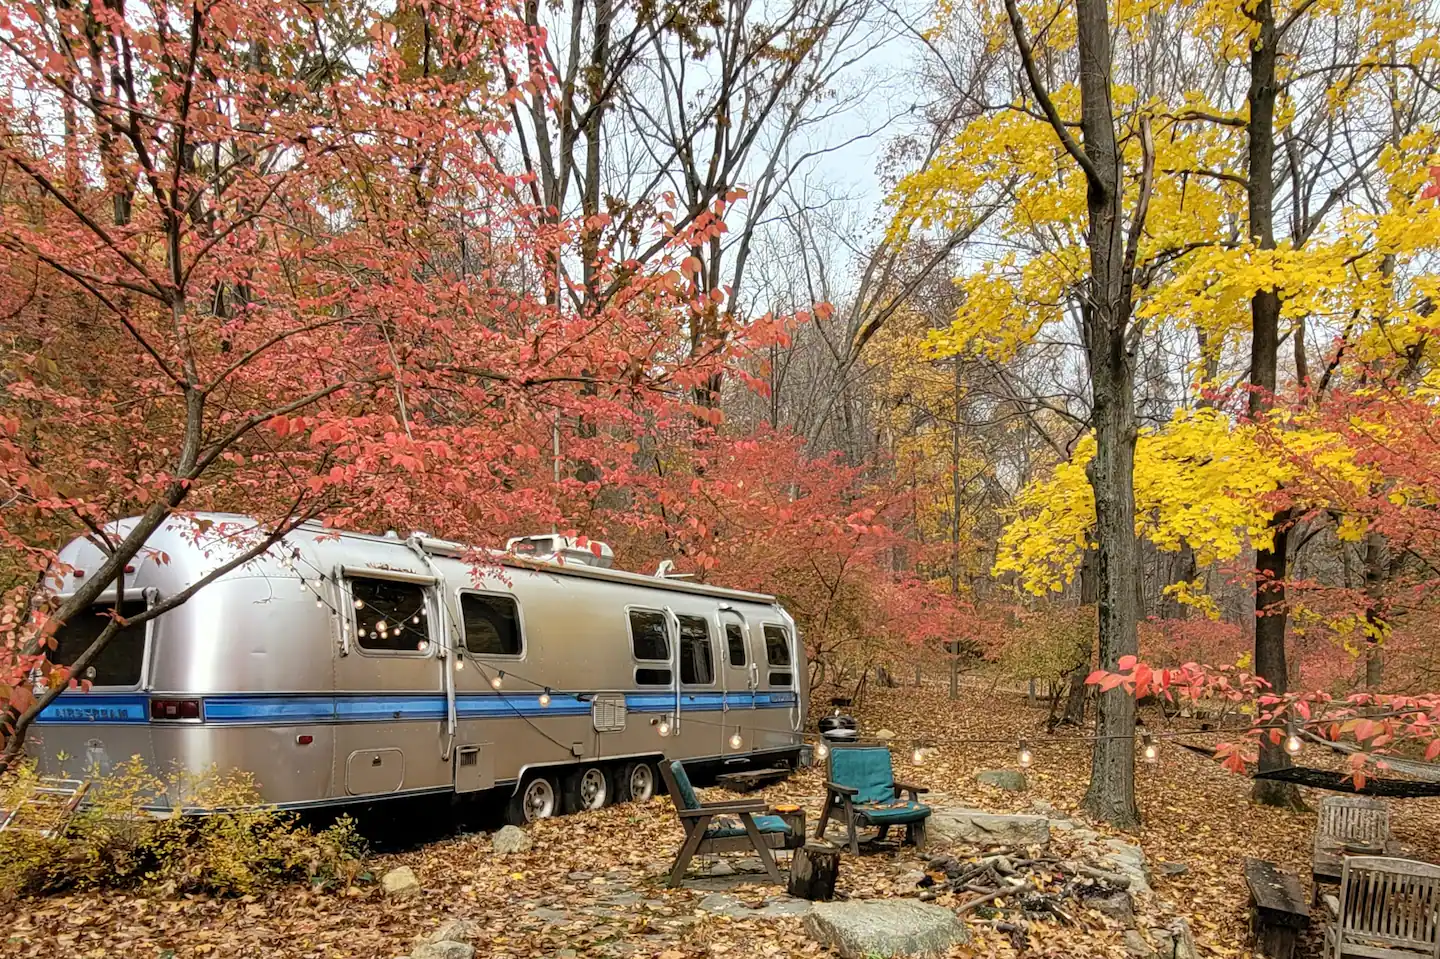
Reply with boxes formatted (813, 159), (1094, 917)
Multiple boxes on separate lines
(506, 534), (614, 569)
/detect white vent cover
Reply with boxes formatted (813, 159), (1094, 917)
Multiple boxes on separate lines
(590, 693), (627, 732)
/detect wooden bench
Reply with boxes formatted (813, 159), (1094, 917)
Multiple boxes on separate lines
(716, 767), (790, 792)
(1244, 857), (1310, 959)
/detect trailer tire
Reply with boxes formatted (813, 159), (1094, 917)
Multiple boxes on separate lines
(618, 760), (657, 803)
(507, 772), (560, 825)
(563, 764), (612, 813)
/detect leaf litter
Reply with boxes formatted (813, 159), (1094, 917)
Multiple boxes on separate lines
(4, 680), (1438, 958)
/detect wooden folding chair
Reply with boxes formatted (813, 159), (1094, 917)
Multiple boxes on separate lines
(658, 759), (794, 887)
(1324, 856), (1440, 959)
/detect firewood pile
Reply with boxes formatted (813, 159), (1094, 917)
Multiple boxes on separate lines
(915, 846), (1137, 947)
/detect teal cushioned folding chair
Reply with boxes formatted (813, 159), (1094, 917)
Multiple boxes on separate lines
(658, 759), (795, 887)
(814, 746), (930, 854)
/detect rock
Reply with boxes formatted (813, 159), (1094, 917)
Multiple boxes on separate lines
(975, 769), (1028, 791)
(925, 855), (961, 877)
(1157, 861), (1189, 877)
(755, 899), (814, 919)
(554, 951), (579, 959)
(1085, 890), (1135, 923)
(1097, 838), (1152, 895)
(1170, 918), (1199, 959)
(417, 919), (480, 945)
(698, 893), (747, 917)
(1030, 799), (1062, 817)
(1123, 930), (1157, 959)
(899, 870), (926, 887)
(803, 900), (970, 957)
(929, 809), (1051, 847)
(492, 824), (532, 855)
(703, 860), (736, 877)
(874, 729), (897, 741)
(411, 944), (475, 959)
(381, 866), (421, 898)
(567, 871), (593, 881)
(529, 907), (571, 923)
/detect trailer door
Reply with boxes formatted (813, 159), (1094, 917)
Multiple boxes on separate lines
(717, 609), (756, 752)
(755, 622), (798, 751)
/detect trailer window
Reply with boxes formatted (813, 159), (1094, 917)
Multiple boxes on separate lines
(51, 600), (148, 686)
(677, 615), (713, 685)
(628, 610), (669, 661)
(460, 593), (522, 656)
(725, 623), (747, 667)
(763, 624), (792, 686)
(351, 577), (430, 652)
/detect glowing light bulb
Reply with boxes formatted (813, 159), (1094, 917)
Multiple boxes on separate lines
(353, 598), (365, 610)
(1285, 734), (1303, 756)
(912, 747), (925, 764)
(412, 616), (420, 624)
(657, 717), (672, 737)
(490, 674), (503, 689)
(814, 742), (830, 761)
(539, 691), (551, 707)
(417, 641), (429, 653)
(729, 729), (743, 749)
(1143, 742), (1160, 764)
(1017, 738), (1033, 769)
(315, 599), (324, 608)
(299, 579), (309, 591)
(376, 620), (387, 631)
(455, 658), (464, 671)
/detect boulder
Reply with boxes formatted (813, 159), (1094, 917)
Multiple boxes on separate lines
(411, 943), (475, 959)
(1123, 930), (1157, 959)
(929, 809), (1051, 847)
(382, 866), (421, 898)
(417, 919), (480, 946)
(1097, 838), (1151, 895)
(874, 729), (897, 742)
(975, 769), (1027, 791)
(1156, 861), (1189, 877)
(1084, 890), (1134, 924)
(803, 899), (970, 958)
(492, 825), (532, 855)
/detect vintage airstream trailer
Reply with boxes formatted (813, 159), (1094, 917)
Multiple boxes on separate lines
(28, 513), (806, 822)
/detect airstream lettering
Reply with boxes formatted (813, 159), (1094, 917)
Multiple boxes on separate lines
(28, 514), (807, 822)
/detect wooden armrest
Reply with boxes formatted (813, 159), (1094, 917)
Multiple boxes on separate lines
(676, 801), (768, 818)
(893, 782), (929, 796)
(825, 781), (859, 796)
(1321, 894), (1339, 919)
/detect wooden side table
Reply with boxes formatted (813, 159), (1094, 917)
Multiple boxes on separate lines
(773, 805), (807, 849)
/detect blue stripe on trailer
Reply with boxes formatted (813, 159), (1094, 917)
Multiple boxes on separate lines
(33, 693), (150, 725)
(33, 689), (798, 725)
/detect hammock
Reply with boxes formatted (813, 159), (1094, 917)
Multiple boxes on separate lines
(1174, 738), (1440, 797)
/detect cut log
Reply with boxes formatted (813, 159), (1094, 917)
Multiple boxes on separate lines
(1244, 857), (1309, 959)
(788, 841), (841, 901)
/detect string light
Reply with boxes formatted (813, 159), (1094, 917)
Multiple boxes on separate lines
(455, 658), (465, 671)
(490, 672), (503, 689)
(656, 716), (672, 737)
(729, 728), (743, 749)
(353, 598), (365, 610)
(814, 741), (830, 761)
(1141, 731), (1159, 764)
(417, 641), (429, 653)
(539, 689), (551, 707)
(1284, 722), (1304, 756)
(911, 746), (926, 764)
(1017, 737), (1034, 769)
(376, 620), (387, 631)
(315, 599), (324, 608)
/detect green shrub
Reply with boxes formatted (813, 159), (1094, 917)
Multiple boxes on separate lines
(0, 758), (365, 899)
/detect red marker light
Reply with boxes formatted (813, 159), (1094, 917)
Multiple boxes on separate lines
(296, 734), (314, 745)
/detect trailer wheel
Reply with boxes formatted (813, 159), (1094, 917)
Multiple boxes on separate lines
(563, 764), (612, 813)
(618, 761), (656, 803)
(507, 772), (559, 825)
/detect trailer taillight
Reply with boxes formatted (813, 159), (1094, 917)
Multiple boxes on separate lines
(150, 698), (201, 720)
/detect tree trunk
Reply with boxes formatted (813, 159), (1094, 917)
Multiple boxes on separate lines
(1063, 550), (1099, 726)
(1245, 0), (1303, 810)
(788, 842), (841, 901)
(1363, 530), (1388, 688)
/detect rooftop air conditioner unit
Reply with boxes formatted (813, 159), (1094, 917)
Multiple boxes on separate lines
(506, 534), (615, 569)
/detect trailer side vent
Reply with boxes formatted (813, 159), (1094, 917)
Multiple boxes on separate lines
(591, 693), (627, 732)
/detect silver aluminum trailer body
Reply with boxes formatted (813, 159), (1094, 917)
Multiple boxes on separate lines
(26, 514), (806, 813)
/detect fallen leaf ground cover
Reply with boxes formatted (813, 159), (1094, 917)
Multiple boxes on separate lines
(4, 679), (1437, 958)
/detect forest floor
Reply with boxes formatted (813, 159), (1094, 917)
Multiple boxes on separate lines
(5, 680), (1440, 959)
